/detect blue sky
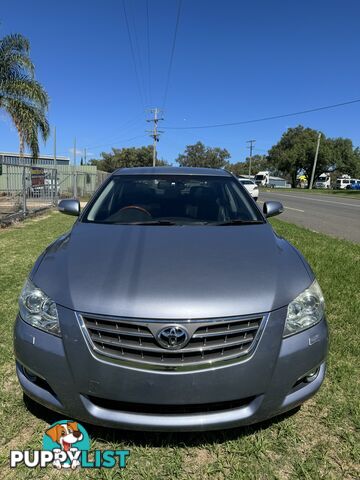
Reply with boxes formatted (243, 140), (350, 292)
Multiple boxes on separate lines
(1, 0), (360, 164)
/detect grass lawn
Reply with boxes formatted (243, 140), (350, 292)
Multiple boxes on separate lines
(262, 187), (360, 198)
(0, 212), (359, 479)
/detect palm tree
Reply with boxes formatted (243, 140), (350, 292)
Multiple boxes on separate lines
(0, 33), (50, 161)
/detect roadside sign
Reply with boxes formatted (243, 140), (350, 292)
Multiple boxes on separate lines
(31, 167), (45, 187)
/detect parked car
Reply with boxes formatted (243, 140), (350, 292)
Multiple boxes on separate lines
(335, 176), (351, 189)
(14, 167), (328, 432)
(238, 178), (259, 200)
(346, 179), (360, 190)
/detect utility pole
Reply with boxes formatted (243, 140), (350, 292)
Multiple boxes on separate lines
(73, 137), (77, 166)
(84, 147), (87, 165)
(146, 108), (164, 167)
(73, 137), (77, 197)
(53, 126), (57, 167)
(53, 126), (57, 203)
(246, 140), (256, 178)
(309, 133), (321, 190)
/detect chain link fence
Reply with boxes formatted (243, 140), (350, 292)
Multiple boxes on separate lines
(0, 163), (108, 223)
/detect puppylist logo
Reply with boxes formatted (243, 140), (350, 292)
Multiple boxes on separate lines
(10, 420), (130, 470)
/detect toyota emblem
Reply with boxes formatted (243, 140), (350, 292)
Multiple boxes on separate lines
(156, 325), (189, 350)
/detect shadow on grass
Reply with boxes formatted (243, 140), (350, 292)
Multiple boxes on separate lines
(24, 394), (300, 448)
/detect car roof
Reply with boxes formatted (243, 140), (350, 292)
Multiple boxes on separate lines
(113, 167), (231, 177)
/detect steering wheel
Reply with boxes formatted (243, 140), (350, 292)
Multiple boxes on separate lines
(118, 205), (152, 217)
(112, 205), (153, 223)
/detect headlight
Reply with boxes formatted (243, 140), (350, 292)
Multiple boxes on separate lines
(284, 280), (325, 337)
(19, 279), (61, 336)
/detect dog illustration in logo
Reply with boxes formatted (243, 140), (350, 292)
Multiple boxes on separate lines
(45, 421), (83, 469)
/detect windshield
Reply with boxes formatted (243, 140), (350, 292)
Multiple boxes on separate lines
(82, 175), (264, 225)
(255, 175), (264, 180)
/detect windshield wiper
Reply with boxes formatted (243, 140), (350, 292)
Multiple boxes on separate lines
(121, 220), (178, 226)
(214, 219), (264, 226)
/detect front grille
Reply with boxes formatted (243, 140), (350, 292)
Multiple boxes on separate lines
(80, 313), (265, 370)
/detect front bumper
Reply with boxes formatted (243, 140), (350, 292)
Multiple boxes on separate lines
(14, 305), (328, 431)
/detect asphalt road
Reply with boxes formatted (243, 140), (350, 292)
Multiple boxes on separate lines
(259, 191), (360, 243)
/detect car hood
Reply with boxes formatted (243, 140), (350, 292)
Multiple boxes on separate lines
(32, 222), (313, 319)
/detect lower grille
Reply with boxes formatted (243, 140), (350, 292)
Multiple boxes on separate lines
(80, 313), (265, 370)
(87, 395), (256, 414)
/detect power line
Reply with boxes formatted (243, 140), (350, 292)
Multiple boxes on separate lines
(146, 0), (152, 106)
(128, 0), (149, 107)
(84, 134), (149, 152)
(122, 0), (146, 110)
(163, 98), (360, 130)
(83, 114), (144, 150)
(162, 0), (183, 110)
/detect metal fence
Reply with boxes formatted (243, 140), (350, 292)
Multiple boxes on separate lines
(0, 163), (108, 222)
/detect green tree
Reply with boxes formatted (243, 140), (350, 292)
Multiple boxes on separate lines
(352, 149), (360, 178)
(329, 138), (360, 177)
(268, 126), (334, 188)
(90, 146), (168, 172)
(0, 33), (50, 160)
(268, 126), (360, 187)
(229, 155), (270, 177)
(177, 141), (230, 169)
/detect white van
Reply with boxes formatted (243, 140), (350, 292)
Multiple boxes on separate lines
(335, 177), (351, 189)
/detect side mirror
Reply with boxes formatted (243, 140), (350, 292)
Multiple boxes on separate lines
(263, 201), (283, 218)
(58, 199), (80, 216)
